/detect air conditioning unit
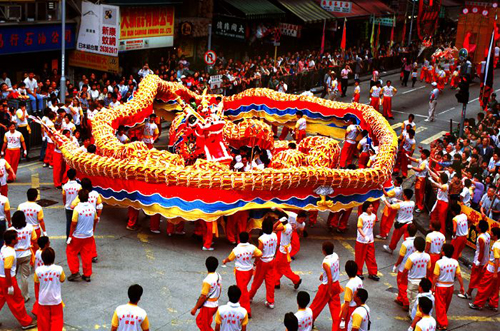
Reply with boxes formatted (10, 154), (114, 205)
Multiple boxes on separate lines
(6, 5), (22, 21)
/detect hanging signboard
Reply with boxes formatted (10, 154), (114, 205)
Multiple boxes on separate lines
(69, 50), (119, 73)
(214, 16), (246, 40)
(77, 2), (120, 57)
(279, 23), (302, 38)
(320, 1), (352, 13)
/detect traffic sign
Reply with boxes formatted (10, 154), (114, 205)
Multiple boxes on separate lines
(204, 50), (217, 65)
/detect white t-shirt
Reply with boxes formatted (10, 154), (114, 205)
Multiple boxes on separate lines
(279, 223), (294, 254)
(35, 264), (65, 305)
(259, 233), (277, 263)
(345, 124), (358, 144)
(114, 303), (149, 331)
(202, 272), (222, 308)
(23, 77), (38, 93)
(382, 86), (396, 97)
(4, 131), (23, 149)
(406, 251), (431, 283)
(295, 308), (313, 331)
(460, 187), (471, 206)
(34, 249), (44, 270)
(72, 202), (97, 239)
(231, 243), (260, 272)
(473, 232), (491, 266)
(142, 122), (158, 144)
(63, 180), (82, 210)
(344, 276), (363, 307)
(321, 253), (340, 284)
(356, 212), (376, 244)
(296, 118), (307, 131)
(348, 304), (370, 331)
(10, 224), (35, 258)
(486, 239), (500, 273)
(453, 214), (468, 237)
(411, 292), (434, 320)
(416, 159), (429, 178)
(370, 86), (381, 97)
(396, 201), (415, 224)
(434, 257), (460, 287)
(17, 201), (43, 229)
(0, 246), (16, 277)
(415, 316), (437, 331)
(398, 236), (416, 273)
(0, 194), (9, 220)
(426, 231), (445, 254)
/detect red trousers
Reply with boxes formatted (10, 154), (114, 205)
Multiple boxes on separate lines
(225, 211), (248, 243)
(341, 305), (356, 331)
(428, 254), (440, 279)
(296, 130), (306, 144)
(203, 221), (214, 249)
(290, 231), (300, 257)
(370, 97), (380, 112)
(0, 184), (7, 197)
(150, 214), (161, 231)
(310, 283), (341, 331)
(279, 126), (290, 140)
(358, 152), (369, 169)
(32, 281), (39, 316)
(396, 270), (409, 306)
(451, 235), (467, 260)
(127, 207), (139, 228)
(235, 269), (253, 315)
(430, 200), (448, 235)
(388, 223), (409, 251)
(450, 75), (459, 88)
(5, 148), (20, 181)
(166, 221), (184, 235)
(395, 151), (410, 177)
(196, 306), (217, 331)
(274, 250), (300, 286)
(420, 68), (426, 81)
(435, 286), (454, 327)
(353, 93), (360, 103)
(473, 269), (499, 308)
(382, 97), (393, 117)
(340, 141), (357, 168)
(355, 242), (378, 276)
(66, 237), (93, 277)
(249, 260), (275, 304)
(38, 303), (64, 331)
(309, 211), (318, 226)
(44, 142), (54, 165)
(379, 207), (397, 238)
(0, 277), (33, 327)
(415, 177), (426, 211)
(468, 264), (485, 290)
(327, 209), (352, 231)
(90, 236), (98, 259)
(52, 152), (67, 188)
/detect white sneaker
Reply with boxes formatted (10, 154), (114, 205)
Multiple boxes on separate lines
(375, 234), (387, 240)
(415, 208), (422, 213)
(265, 301), (275, 309)
(150, 229), (160, 234)
(202, 247), (214, 251)
(383, 245), (393, 254)
(424, 118), (430, 122)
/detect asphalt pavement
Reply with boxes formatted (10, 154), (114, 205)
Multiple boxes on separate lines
(1, 74), (500, 330)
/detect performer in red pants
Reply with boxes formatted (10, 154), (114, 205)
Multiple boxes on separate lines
(248, 218), (277, 308)
(2, 122), (27, 181)
(355, 202), (379, 280)
(191, 256), (221, 331)
(382, 189), (415, 254)
(310, 241), (342, 331)
(470, 227), (500, 311)
(408, 150), (430, 213)
(339, 118), (359, 168)
(425, 221), (446, 279)
(432, 244), (465, 330)
(225, 211), (248, 244)
(222, 232), (262, 317)
(392, 224), (417, 310)
(377, 177), (403, 240)
(450, 204), (469, 260)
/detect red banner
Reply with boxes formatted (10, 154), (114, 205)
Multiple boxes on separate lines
(417, 0), (442, 41)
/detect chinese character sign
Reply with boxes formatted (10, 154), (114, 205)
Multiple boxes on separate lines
(120, 7), (174, 40)
(0, 24), (76, 55)
(321, 1), (352, 13)
(77, 2), (120, 56)
(279, 23), (302, 38)
(214, 16), (246, 40)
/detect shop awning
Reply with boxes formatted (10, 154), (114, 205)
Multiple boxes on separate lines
(105, 0), (183, 4)
(276, 0), (335, 23)
(351, 0), (394, 17)
(222, 0), (285, 20)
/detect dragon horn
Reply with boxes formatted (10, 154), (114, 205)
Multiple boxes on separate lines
(216, 100), (224, 118)
(201, 88), (209, 108)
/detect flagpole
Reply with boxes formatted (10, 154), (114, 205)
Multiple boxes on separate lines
(321, 19), (326, 55)
(408, 0), (416, 46)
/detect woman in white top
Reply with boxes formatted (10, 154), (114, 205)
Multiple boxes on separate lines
(69, 98), (83, 127)
(429, 171), (449, 235)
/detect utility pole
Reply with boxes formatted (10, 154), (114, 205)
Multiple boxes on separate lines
(206, 23), (212, 73)
(408, 0), (416, 47)
(60, 0), (66, 102)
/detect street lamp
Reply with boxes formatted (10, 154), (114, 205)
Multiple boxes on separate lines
(60, 0), (66, 102)
(408, 0), (417, 47)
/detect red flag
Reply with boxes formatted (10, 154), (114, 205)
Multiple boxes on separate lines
(374, 22), (380, 56)
(463, 32), (471, 52)
(341, 19), (347, 50)
(390, 20), (395, 49)
(401, 18), (407, 43)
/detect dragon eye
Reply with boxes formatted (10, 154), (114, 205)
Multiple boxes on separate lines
(187, 115), (197, 125)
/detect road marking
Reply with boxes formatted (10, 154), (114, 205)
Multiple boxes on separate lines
(137, 233), (155, 260)
(415, 127), (427, 134)
(438, 106), (456, 115)
(420, 131), (449, 145)
(10, 182), (53, 186)
(339, 239), (355, 255)
(395, 315), (500, 322)
(468, 97), (479, 104)
(402, 86), (426, 94)
(392, 110), (428, 118)
(391, 123), (401, 129)
(49, 235), (117, 240)
(31, 173), (40, 200)
(17, 161), (42, 169)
